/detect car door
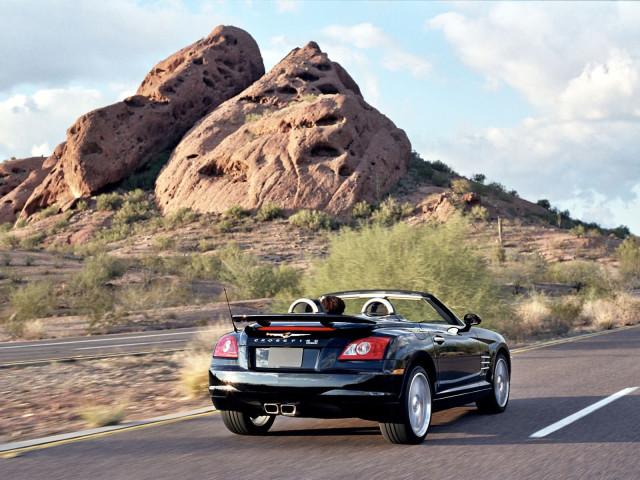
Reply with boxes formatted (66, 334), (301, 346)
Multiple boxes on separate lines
(422, 324), (489, 396)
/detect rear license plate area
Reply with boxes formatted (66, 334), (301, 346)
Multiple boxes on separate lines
(256, 348), (304, 368)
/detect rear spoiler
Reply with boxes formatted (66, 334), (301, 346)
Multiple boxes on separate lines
(232, 313), (376, 331)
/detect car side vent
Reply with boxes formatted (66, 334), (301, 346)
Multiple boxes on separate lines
(481, 354), (491, 375)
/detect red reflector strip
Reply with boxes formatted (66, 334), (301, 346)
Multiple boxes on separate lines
(257, 326), (335, 332)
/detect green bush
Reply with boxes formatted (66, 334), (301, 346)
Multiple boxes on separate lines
(76, 200), (89, 211)
(217, 243), (300, 299)
(302, 216), (507, 325)
(0, 234), (18, 249)
(256, 202), (283, 222)
(289, 209), (336, 231)
(0, 222), (13, 232)
(469, 205), (489, 221)
(152, 235), (176, 252)
(165, 207), (199, 228)
(96, 192), (123, 211)
(71, 253), (126, 292)
(352, 201), (373, 220)
(19, 232), (45, 249)
(616, 236), (640, 281)
(547, 260), (608, 294)
(38, 204), (60, 220)
(5, 281), (57, 336)
(224, 204), (250, 221)
(370, 197), (414, 226)
(451, 178), (471, 194)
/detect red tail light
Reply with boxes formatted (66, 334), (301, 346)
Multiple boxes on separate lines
(339, 337), (390, 360)
(213, 334), (238, 358)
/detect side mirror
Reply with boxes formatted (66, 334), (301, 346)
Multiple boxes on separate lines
(463, 313), (482, 330)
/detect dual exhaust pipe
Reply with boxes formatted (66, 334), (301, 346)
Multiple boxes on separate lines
(264, 403), (297, 416)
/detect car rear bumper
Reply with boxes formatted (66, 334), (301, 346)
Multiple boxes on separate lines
(209, 368), (403, 420)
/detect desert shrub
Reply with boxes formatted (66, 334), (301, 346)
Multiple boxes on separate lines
(0, 234), (18, 249)
(547, 296), (584, 334)
(0, 222), (12, 232)
(547, 260), (609, 294)
(451, 178), (471, 194)
(96, 192), (123, 211)
(111, 190), (154, 226)
(215, 219), (232, 234)
(245, 113), (262, 123)
(188, 254), (223, 280)
(472, 173), (486, 184)
(256, 202), (283, 222)
(217, 243), (300, 299)
(198, 238), (217, 252)
(38, 204), (60, 220)
(369, 197), (414, 226)
(352, 201), (373, 220)
(9, 280), (57, 321)
(152, 235), (176, 252)
(19, 232), (45, 249)
(616, 236), (640, 281)
(165, 207), (199, 228)
(71, 253), (126, 292)
(536, 199), (551, 210)
(289, 209), (336, 231)
(14, 218), (28, 229)
(47, 217), (69, 235)
(117, 279), (189, 311)
(427, 159), (455, 175)
(469, 205), (489, 221)
(5, 281), (57, 336)
(303, 215), (507, 327)
(224, 204), (250, 221)
(570, 224), (585, 237)
(76, 200), (88, 211)
(581, 293), (640, 330)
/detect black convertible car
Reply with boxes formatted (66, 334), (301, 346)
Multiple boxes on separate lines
(209, 290), (510, 444)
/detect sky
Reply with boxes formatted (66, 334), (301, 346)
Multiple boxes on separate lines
(1, 0), (639, 234)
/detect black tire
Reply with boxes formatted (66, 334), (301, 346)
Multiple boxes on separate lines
(379, 366), (432, 444)
(220, 410), (275, 435)
(476, 352), (510, 413)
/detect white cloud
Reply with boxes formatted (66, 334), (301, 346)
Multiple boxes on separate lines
(322, 22), (432, 82)
(0, 87), (112, 160)
(0, 0), (230, 92)
(276, 0), (301, 14)
(426, 2), (640, 233)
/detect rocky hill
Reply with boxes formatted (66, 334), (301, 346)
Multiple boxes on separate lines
(1, 26), (410, 224)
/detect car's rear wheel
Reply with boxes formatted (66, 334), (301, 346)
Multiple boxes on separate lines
(476, 352), (510, 413)
(220, 410), (275, 435)
(379, 366), (432, 444)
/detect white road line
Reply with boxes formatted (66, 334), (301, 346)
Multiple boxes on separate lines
(74, 339), (187, 350)
(530, 387), (639, 439)
(0, 331), (195, 350)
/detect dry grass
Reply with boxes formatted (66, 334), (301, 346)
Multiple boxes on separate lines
(21, 319), (47, 340)
(174, 324), (231, 398)
(79, 401), (128, 427)
(581, 293), (640, 330)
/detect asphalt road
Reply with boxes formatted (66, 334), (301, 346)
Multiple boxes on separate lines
(1, 326), (638, 480)
(0, 328), (209, 367)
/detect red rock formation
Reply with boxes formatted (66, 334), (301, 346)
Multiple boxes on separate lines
(0, 144), (64, 224)
(21, 26), (264, 217)
(155, 42), (411, 218)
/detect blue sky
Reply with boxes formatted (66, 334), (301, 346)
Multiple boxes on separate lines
(1, 1), (639, 234)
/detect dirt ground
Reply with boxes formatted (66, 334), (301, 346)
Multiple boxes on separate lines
(0, 352), (211, 445)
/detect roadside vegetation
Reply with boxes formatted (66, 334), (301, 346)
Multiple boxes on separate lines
(1, 155), (638, 349)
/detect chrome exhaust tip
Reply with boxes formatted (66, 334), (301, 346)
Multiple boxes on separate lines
(264, 403), (280, 415)
(280, 404), (297, 416)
